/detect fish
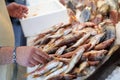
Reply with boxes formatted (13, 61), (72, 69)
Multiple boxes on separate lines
(34, 23), (70, 43)
(48, 39), (56, 44)
(48, 74), (76, 80)
(62, 44), (91, 58)
(80, 27), (98, 35)
(49, 27), (72, 38)
(96, 21), (108, 34)
(104, 23), (116, 40)
(83, 50), (108, 61)
(32, 60), (60, 78)
(72, 22), (96, 34)
(63, 28), (72, 36)
(106, 0), (119, 24)
(106, 0), (119, 10)
(48, 28), (64, 39)
(76, 2), (86, 11)
(88, 33), (105, 50)
(54, 32), (84, 47)
(72, 23), (86, 33)
(65, 47), (85, 73)
(33, 23), (69, 46)
(79, 7), (91, 23)
(81, 22), (96, 27)
(50, 23), (64, 32)
(38, 23), (63, 37)
(43, 43), (58, 54)
(77, 61), (89, 74)
(71, 33), (91, 48)
(61, 52), (74, 58)
(67, 1), (76, 14)
(67, 5), (78, 22)
(32, 34), (51, 46)
(91, 14), (103, 25)
(40, 34), (51, 45)
(55, 45), (67, 55)
(33, 33), (46, 46)
(24, 64), (43, 77)
(87, 61), (100, 66)
(97, 3), (110, 16)
(44, 62), (63, 76)
(109, 10), (119, 24)
(87, 0), (97, 14)
(54, 57), (71, 63)
(44, 65), (68, 80)
(94, 38), (115, 50)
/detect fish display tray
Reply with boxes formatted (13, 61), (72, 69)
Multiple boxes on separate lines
(86, 47), (120, 80)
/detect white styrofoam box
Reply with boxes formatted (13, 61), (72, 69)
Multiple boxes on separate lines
(26, 0), (58, 6)
(20, 0), (69, 37)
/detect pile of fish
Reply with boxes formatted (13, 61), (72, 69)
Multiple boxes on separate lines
(60, 0), (120, 25)
(26, 0), (120, 80)
(26, 20), (119, 80)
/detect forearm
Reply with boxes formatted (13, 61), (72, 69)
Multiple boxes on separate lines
(0, 46), (14, 65)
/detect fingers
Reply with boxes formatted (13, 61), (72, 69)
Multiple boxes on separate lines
(8, 3), (28, 19)
(15, 10), (27, 19)
(32, 53), (47, 64)
(28, 48), (51, 67)
(16, 46), (51, 67)
(35, 49), (51, 61)
(28, 62), (36, 67)
(19, 5), (28, 14)
(21, 5), (28, 14)
(29, 58), (39, 66)
(18, 5), (28, 19)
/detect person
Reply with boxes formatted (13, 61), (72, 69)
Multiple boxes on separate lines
(0, 2), (50, 67)
(0, 1), (50, 80)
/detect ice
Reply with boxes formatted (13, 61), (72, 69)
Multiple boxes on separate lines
(105, 67), (120, 80)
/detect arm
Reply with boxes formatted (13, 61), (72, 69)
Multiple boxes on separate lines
(0, 46), (14, 65)
(0, 46), (51, 67)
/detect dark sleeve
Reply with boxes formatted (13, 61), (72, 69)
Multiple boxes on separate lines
(6, 0), (27, 46)
(6, 0), (26, 5)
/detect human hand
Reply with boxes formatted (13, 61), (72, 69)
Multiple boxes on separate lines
(7, 2), (28, 19)
(16, 46), (51, 67)
(59, 0), (66, 5)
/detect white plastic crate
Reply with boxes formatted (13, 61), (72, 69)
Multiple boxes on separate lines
(20, 0), (69, 37)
